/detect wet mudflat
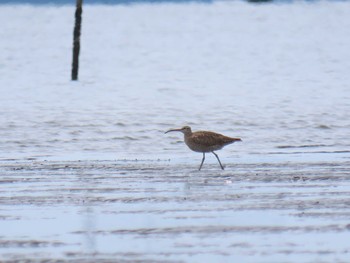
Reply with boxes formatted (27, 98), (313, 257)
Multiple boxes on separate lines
(1, 156), (350, 262)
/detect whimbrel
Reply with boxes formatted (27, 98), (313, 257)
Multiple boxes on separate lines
(165, 126), (241, 170)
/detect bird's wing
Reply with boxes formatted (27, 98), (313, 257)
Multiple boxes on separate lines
(191, 131), (233, 147)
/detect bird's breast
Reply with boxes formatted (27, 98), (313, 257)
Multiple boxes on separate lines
(184, 136), (223, 153)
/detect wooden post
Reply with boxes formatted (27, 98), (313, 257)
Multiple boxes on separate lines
(71, 0), (83, 81)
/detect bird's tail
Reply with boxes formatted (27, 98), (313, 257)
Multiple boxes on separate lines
(232, 137), (242, 142)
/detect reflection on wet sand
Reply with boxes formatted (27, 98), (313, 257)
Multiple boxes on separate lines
(1, 158), (350, 262)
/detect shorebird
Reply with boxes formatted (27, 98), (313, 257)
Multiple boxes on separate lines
(165, 126), (241, 170)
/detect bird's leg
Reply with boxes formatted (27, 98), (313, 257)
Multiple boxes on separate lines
(212, 151), (224, 170)
(199, 152), (205, 171)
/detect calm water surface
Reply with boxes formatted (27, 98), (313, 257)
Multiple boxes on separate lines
(0, 1), (350, 262)
(0, 1), (349, 161)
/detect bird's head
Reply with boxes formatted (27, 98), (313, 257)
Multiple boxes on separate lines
(165, 126), (192, 135)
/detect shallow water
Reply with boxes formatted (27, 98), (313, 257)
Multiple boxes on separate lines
(1, 2), (350, 161)
(1, 1), (350, 262)
(1, 159), (350, 262)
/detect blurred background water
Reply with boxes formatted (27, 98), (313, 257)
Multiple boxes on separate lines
(1, 1), (350, 262)
(0, 1), (349, 163)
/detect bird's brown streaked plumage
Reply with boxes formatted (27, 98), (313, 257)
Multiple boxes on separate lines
(186, 131), (241, 152)
(165, 126), (241, 170)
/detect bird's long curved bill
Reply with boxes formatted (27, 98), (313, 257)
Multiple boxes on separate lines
(165, 128), (182, 134)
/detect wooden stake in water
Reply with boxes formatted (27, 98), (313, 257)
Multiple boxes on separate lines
(71, 0), (83, 81)
(165, 126), (242, 170)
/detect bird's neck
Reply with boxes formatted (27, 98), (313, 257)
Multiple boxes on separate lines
(183, 131), (192, 139)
